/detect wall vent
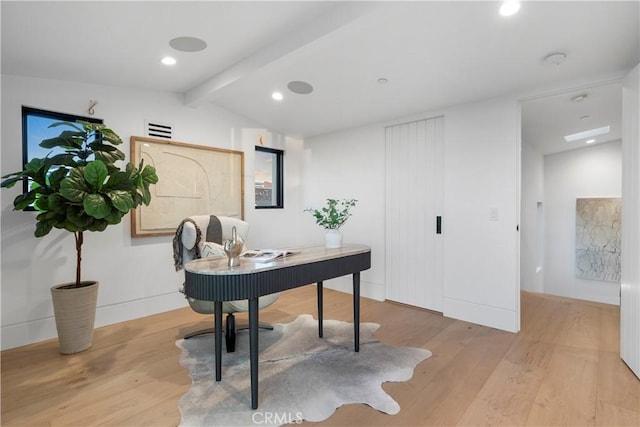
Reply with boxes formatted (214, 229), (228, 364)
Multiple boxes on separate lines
(146, 121), (173, 139)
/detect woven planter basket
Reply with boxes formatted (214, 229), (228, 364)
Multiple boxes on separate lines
(50, 281), (99, 354)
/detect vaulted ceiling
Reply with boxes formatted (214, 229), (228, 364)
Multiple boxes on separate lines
(2, 1), (638, 154)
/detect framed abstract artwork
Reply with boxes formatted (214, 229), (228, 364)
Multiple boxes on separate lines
(130, 136), (244, 237)
(575, 197), (621, 282)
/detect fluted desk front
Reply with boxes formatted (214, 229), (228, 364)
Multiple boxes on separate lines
(184, 244), (371, 409)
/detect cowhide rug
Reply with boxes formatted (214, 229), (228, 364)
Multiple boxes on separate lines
(176, 314), (431, 426)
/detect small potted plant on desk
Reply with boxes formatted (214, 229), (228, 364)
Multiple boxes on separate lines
(305, 198), (357, 248)
(1, 121), (158, 354)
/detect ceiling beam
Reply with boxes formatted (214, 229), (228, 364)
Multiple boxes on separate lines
(184, 2), (381, 106)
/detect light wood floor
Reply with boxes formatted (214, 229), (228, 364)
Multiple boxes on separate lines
(2, 287), (639, 426)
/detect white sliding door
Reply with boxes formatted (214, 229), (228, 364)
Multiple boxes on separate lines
(621, 65), (640, 379)
(385, 116), (444, 311)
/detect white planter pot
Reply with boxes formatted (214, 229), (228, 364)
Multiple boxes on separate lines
(50, 281), (99, 354)
(325, 229), (343, 248)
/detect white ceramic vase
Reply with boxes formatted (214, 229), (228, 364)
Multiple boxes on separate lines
(325, 229), (343, 248)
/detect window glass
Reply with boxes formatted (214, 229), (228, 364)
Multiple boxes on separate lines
(255, 146), (283, 209)
(21, 107), (102, 209)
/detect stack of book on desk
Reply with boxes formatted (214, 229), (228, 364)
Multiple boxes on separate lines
(242, 249), (298, 263)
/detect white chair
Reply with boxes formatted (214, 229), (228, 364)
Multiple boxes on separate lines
(173, 215), (279, 352)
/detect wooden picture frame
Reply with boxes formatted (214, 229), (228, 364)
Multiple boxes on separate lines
(130, 136), (244, 237)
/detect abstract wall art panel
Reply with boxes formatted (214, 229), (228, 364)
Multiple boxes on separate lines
(130, 136), (244, 236)
(575, 197), (622, 282)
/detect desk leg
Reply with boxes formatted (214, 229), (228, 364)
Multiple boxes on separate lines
(353, 272), (360, 352)
(317, 281), (323, 338)
(214, 301), (222, 381)
(249, 298), (259, 409)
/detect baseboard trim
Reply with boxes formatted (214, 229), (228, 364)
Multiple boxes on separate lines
(443, 297), (519, 333)
(321, 277), (385, 301)
(1, 291), (187, 351)
(2, 281), (385, 351)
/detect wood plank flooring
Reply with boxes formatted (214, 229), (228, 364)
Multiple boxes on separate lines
(2, 287), (638, 426)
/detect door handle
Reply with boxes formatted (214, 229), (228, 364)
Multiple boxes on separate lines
(436, 216), (442, 234)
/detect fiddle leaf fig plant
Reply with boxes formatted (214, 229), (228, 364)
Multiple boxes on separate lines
(305, 198), (358, 230)
(1, 121), (158, 287)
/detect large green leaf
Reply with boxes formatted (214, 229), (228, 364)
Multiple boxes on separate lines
(77, 121), (122, 146)
(89, 142), (119, 153)
(24, 158), (45, 173)
(94, 129), (122, 146)
(34, 221), (54, 237)
(95, 149), (125, 165)
(30, 167), (50, 187)
(48, 121), (83, 132)
(45, 194), (70, 214)
(59, 169), (89, 202)
(36, 211), (56, 221)
(33, 198), (47, 211)
(105, 170), (133, 190)
(141, 184), (152, 205)
(107, 190), (134, 212)
(104, 209), (125, 225)
(13, 191), (37, 210)
(47, 167), (69, 189)
(60, 219), (81, 232)
(45, 153), (77, 168)
(87, 219), (109, 232)
(67, 205), (90, 228)
(84, 193), (111, 219)
(9, 158), (50, 188)
(140, 164), (158, 184)
(84, 161), (108, 190)
(40, 130), (84, 149)
(0, 175), (22, 189)
(132, 191), (143, 206)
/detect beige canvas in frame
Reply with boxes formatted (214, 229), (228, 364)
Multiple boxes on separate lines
(130, 136), (244, 237)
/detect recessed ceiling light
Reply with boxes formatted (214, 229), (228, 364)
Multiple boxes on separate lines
(287, 81), (313, 95)
(161, 56), (177, 66)
(564, 125), (610, 142)
(499, 1), (520, 16)
(543, 51), (567, 66)
(272, 92), (283, 101)
(377, 77), (388, 85)
(585, 139), (596, 144)
(169, 36), (207, 52)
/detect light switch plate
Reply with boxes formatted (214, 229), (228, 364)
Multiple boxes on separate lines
(490, 208), (499, 221)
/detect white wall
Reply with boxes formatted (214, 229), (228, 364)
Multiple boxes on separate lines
(238, 129), (306, 249)
(1, 74), (523, 348)
(520, 143), (545, 293)
(0, 75), (304, 350)
(543, 140), (622, 304)
(301, 125), (386, 301)
(441, 96), (520, 332)
(305, 95), (521, 332)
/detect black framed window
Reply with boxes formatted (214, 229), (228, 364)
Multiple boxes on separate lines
(21, 107), (102, 208)
(255, 146), (283, 209)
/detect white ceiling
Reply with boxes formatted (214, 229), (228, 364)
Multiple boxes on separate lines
(2, 1), (638, 154)
(522, 82), (623, 155)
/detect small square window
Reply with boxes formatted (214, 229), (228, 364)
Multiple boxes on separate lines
(255, 146), (283, 209)
(21, 107), (102, 210)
